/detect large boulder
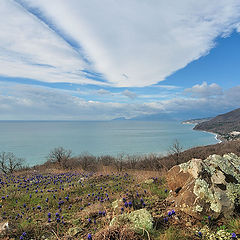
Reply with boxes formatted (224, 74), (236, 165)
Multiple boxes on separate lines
(166, 153), (240, 219)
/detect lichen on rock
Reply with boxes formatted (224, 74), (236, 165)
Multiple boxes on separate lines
(166, 153), (240, 218)
(110, 208), (153, 232)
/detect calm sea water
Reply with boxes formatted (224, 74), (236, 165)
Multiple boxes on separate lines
(0, 121), (218, 166)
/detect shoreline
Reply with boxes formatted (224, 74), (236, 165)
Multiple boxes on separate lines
(186, 122), (223, 143)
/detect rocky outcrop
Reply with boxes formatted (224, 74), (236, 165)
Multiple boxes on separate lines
(166, 153), (240, 219)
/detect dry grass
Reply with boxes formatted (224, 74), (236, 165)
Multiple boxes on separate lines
(94, 226), (143, 240)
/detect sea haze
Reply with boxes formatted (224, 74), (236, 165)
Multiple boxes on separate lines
(0, 120), (218, 166)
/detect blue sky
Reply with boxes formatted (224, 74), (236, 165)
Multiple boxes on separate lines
(0, 0), (240, 120)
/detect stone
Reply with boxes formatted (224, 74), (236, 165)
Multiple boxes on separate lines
(112, 199), (123, 210)
(68, 227), (82, 236)
(110, 208), (153, 232)
(0, 221), (9, 234)
(166, 153), (240, 219)
(144, 179), (154, 184)
(185, 222), (192, 227)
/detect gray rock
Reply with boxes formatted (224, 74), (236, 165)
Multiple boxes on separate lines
(166, 153), (240, 218)
(110, 208), (153, 232)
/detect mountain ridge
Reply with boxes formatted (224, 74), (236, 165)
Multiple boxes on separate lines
(193, 108), (240, 140)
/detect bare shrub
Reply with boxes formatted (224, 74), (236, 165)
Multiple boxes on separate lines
(114, 153), (125, 172)
(0, 152), (24, 174)
(47, 147), (72, 168)
(168, 139), (183, 164)
(76, 153), (97, 171)
(97, 155), (116, 166)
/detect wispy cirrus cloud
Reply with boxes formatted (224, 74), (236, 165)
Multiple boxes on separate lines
(1, 0), (240, 87)
(0, 0), (103, 85)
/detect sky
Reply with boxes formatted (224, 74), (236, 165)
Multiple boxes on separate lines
(0, 0), (240, 120)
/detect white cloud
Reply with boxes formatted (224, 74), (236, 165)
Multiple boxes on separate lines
(121, 90), (137, 100)
(1, 0), (240, 87)
(96, 89), (112, 95)
(0, 82), (239, 120)
(0, 0), (102, 85)
(184, 82), (223, 97)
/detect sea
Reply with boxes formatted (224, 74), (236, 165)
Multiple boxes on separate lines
(0, 120), (219, 166)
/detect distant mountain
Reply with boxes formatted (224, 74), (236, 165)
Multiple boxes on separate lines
(194, 108), (240, 137)
(130, 113), (175, 121)
(111, 117), (128, 121)
(112, 112), (216, 122)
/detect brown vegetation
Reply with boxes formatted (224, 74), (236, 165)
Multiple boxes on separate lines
(32, 139), (240, 174)
(94, 226), (142, 240)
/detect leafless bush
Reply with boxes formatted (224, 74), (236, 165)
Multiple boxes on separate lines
(47, 147), (72, 168)
(75, 153), (97, 171)
(168, 139), (183, 164)
(0, 152), (24, 174)
(97, 155), (115, 166)
(40, 139), (240, 172)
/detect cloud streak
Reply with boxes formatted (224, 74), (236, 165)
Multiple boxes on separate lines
(0, 0), (240, 87)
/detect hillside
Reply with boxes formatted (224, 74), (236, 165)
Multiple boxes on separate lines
(193, 108), (240, 140)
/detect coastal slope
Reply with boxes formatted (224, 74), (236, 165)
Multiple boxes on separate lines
(193, 108), (240, 140)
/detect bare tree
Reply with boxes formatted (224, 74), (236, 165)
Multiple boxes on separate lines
(114, 153), (125, 172)
(127, 154), (138, 169)
(0, 152), (24, 174)
(47, 147), (72, 168)
(76, 153), (97, 171)
(168, 139), (183, 164)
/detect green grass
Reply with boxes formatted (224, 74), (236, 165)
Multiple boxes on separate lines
(0, 171), (238, 240)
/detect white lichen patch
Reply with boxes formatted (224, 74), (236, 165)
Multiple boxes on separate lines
(195, 205), (203, 212)
(206, 154), (240, 182)
(226, 183), (240, 204)
(193, 179), (221, 213)
(110, 209), (153, 232)
(198, 226), (232, 240)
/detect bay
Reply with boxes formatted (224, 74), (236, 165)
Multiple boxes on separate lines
(0, 120), (218, 166)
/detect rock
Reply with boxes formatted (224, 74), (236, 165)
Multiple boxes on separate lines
(166, 153), (240, 219)
(110, 208), (153, 232)
(68, 227), (82, 236)
(197, 225), (232, 240)
(112, 199), (123, 210)
(185, 222), (192, 227)
(144, 179), (154, 184)
(0, 221), (9, 234)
